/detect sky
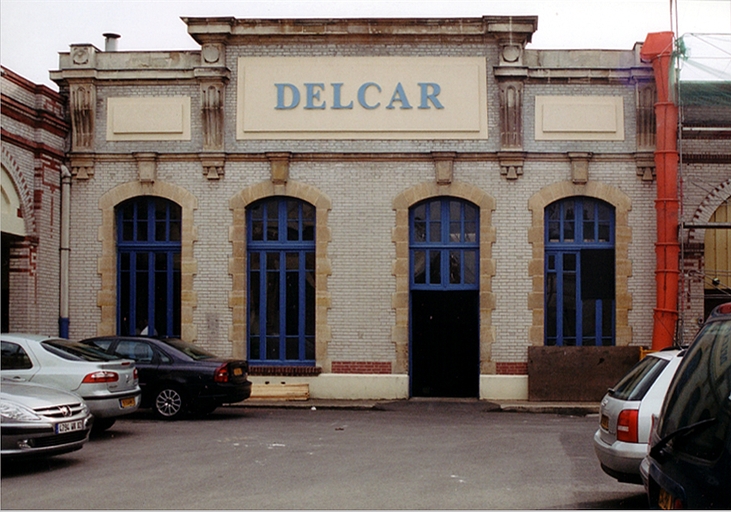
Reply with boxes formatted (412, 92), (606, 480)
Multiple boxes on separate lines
(1, 0), (730, 89)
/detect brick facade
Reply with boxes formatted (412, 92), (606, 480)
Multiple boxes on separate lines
(5, 17), (726, 400)
(1, 67), (68, 334)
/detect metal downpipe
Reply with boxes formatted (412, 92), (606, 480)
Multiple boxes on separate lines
(59, 165), (71, 338)
(640, 32), (680, 350)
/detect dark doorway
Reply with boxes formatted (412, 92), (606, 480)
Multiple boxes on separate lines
(1, 234), (11, 333)
(411, 290), (479, 397)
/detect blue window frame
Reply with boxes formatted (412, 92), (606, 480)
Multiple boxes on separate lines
(410, 198), (479, 290)
(117, 197), (181, 337)
(247, 198), (315, 365)
(545, 197), (615, 346)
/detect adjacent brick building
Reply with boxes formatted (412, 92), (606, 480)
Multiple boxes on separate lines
(1, 67), (69, 335)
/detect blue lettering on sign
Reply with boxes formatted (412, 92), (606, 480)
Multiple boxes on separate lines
(275, 83), (300, 110)
(331, 83), (354, 110)
(358, 82), (382, 110)
(386, 83), (413, 110)
(274, 82), (443, 111)
(304, 83), (326, 110)
(418, 83), (443, 109)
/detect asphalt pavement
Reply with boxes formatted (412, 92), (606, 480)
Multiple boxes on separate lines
(242, 397), (601, 416)
(3, 398), (639, 510)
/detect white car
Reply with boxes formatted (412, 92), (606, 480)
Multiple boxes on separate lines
(1, 333), (141, 431)
(593, 348), (685, 484)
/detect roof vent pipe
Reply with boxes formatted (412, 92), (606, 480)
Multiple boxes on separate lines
(103, 33), (120, 52)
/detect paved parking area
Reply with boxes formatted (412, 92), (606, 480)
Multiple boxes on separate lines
(1, 401), (645, 510)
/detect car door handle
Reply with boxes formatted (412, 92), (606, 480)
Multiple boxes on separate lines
(10, 376), (27, 381)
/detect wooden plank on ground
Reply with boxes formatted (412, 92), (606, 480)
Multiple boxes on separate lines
(250, 383), (310, 401)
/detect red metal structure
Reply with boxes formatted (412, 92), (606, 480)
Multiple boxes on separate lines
(640, 32), (680, 350)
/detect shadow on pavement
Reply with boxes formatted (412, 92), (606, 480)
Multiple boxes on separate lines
(373, 398), (502, 413)
(562, 491), (649, 510)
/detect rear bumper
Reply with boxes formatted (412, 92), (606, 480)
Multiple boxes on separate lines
(82, 389), (141, 418)
(198, 380), (252, 405)
(593, 429), (647, 483)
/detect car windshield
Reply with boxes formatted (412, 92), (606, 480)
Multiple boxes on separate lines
(161, 338), (218, 361)
(42, 339), (123, 362)
(658, 319), (731, 460)
(610, 354), (670, 401)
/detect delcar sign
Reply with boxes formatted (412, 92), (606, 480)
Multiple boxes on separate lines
(273, 82), (444, 111)
(236, 57), (488, 140)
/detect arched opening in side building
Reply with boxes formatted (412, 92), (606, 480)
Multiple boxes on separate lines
(704, 200), (731, 317)
(1, 167), (26, 333)
(409, 198), (479, 397)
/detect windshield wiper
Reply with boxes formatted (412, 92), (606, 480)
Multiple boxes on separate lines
(650, 417), (717, 460)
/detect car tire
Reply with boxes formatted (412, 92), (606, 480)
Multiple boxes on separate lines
(92, 418), (116, 432)
(153, 386), (187, 420)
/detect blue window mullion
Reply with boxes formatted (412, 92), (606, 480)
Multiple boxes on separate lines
(555, 252), (564, 345)
(129, 251), (138, 336)
(147, 252), (155, 335)
(278, 251), (286, 360)
(257, 252), (267, 361)
(596, 299), (603, 345)
(575, 254), (583, 346)
(298, 249), (306, 360)
(166, 251), (174, 335)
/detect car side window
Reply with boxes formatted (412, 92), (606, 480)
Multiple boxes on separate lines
(88, 339), (114, 351)
(1, 341), (33, 370)
(155, 348), (172, 364)
(116, 340), (154, 363)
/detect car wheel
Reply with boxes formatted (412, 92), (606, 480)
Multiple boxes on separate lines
(92, 418), (116, 432)
(154, 386), (187, 420)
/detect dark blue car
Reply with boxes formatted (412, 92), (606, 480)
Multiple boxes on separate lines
(643, 302), (731, 509)
(80, 336), (252, 420)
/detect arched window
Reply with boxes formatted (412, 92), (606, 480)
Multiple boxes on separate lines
(247, 197), (315, 365)
(545, 197), (615, 346)
(410, 198), (479, 290)
(117, 197), (181, 337)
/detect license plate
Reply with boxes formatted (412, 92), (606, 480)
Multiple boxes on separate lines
(233, 367), (243, 376)
(600, 414), (609, 430)
(658, 488), (676, 510)
(120, 397), (137, 409)
(56, 419), (84, 434)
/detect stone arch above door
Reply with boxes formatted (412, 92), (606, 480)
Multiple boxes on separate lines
(392, 181), (496, 374)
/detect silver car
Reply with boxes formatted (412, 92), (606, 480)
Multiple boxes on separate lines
(1, 381), (93, 459)
(1, 333), (141, 431)
(593, 348), (684, 484)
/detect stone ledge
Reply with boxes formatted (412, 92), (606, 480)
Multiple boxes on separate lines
(249, 366), (322, 377)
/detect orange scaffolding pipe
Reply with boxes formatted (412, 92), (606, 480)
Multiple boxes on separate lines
(640, 32), (680, 350)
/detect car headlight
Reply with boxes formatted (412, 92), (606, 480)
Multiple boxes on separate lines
(0, 400), (42, 422)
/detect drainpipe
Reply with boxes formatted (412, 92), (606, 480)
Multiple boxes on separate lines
(640, 32), (680, 350)
(59, 165), (71, 339)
